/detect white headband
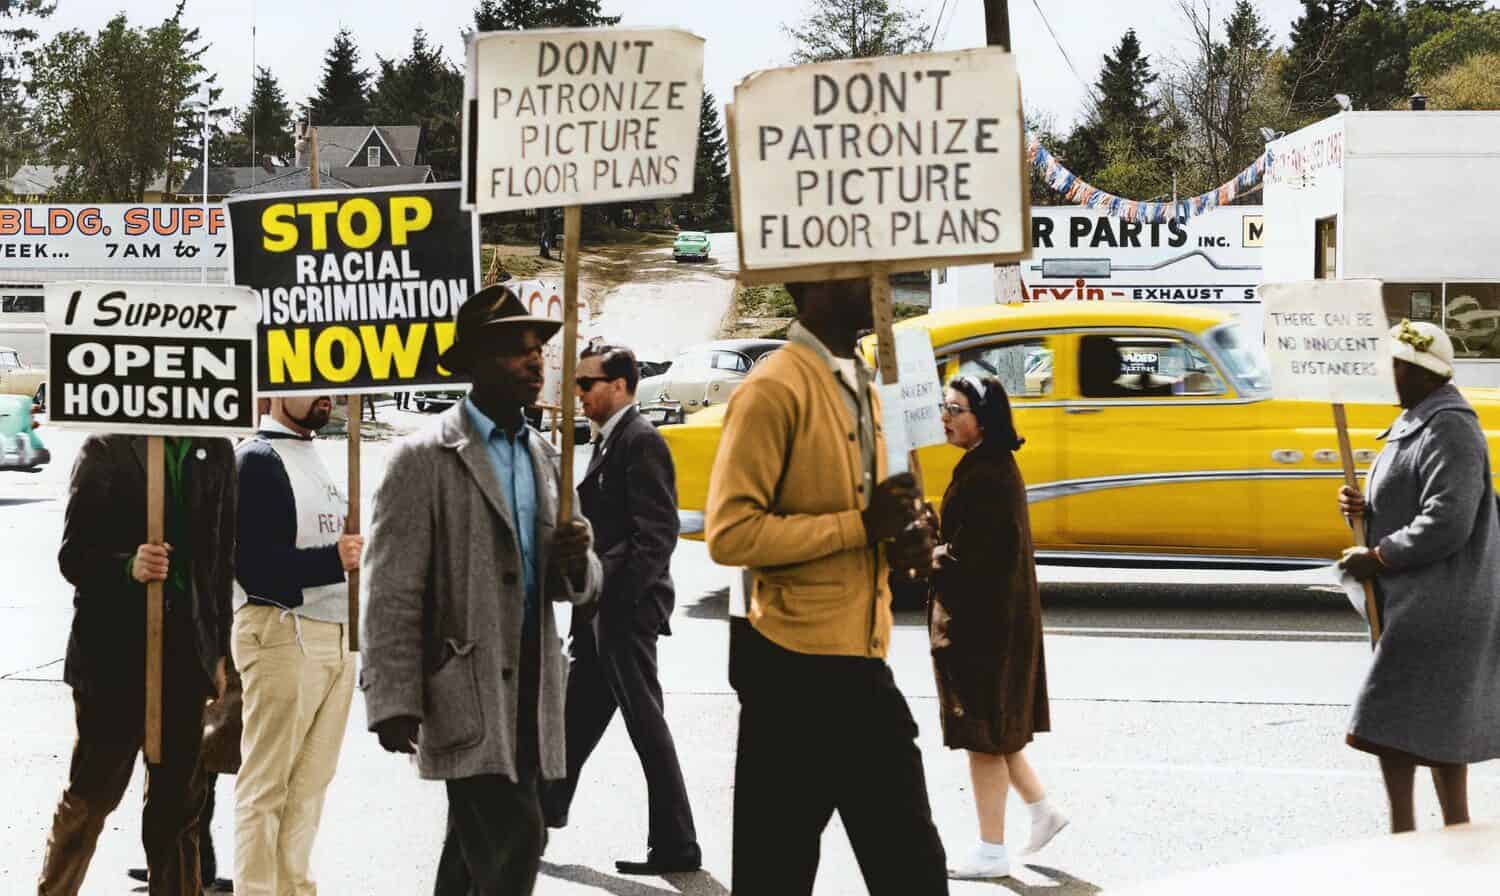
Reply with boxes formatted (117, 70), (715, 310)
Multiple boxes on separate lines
(957, 376), (989, 402)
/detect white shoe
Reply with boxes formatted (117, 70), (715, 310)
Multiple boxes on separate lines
(1023, 808), (1069, 855)
(947, 848), (1011, 880)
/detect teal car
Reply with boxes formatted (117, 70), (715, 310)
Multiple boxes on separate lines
(0, 393), (48, 472)
(673, 231), (711, 262)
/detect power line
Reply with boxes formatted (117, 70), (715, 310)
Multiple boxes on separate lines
(926, 0), (952, 52)
(1030, 0), (1095, 99)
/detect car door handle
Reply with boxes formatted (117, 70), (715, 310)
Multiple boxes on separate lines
(1064, 407), (1102, 415)
(1271, 449), (1304, 464)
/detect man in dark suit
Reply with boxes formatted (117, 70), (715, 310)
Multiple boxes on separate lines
(543, 342), (701, 875)
(39, 435), (235, 896)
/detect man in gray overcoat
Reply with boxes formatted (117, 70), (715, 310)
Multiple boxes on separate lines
(1339, 319), (1500, 833)
(361, 284), (601, 894)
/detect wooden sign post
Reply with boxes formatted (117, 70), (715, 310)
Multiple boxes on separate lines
(464, 26), (706, 506)
(45, 280), (259, 764)
(144, 436), (165, 763)
(1261, 280), (1393, 645)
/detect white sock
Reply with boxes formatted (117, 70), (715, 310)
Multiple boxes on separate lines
(976, 840), (1009, 862)
(1027, 797), (1055, 821)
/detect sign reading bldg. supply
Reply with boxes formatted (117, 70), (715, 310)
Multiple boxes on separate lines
(1, 204), (228, 269)
(1261, 280), (1396, 405)
(466, 28), (704, 213)
(45, 281), (258, 437)
(226, 183), (478, 396)
(731, 47), (1029, 282)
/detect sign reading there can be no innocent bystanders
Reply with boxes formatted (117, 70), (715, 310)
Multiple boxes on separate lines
(731, 47), (1029, 283)
(1260, 279), (1397, 406)
(45, 281), (259, 438)
(466, 28), (705, 213)
(877, 327), (946, 475)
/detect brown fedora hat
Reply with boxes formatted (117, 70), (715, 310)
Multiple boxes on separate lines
(440, 284), (563, 374)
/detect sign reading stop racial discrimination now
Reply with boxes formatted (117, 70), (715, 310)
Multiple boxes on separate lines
(227, 183), (479, 396)
(467, 28), (704, 213)
(45, 281), (258, 437)
(731, 47), (1029, 282)
(1261, 280), (1397, 406)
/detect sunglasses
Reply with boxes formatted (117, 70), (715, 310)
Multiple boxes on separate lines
(575, 376), (616, 391)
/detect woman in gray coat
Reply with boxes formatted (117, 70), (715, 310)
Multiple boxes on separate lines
(1338, 320), (1500, 833)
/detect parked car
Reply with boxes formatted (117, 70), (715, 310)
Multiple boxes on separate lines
(0, 345), (46, 410)
(414, 389), (466, 413)
(672, 231), (712, 262)
(637, 339), (784, 425)
(0, 394), (48, 472)
(660, 302), (1500, 566)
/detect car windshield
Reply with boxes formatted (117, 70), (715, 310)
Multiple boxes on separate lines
(1209, 323), (1271, 395)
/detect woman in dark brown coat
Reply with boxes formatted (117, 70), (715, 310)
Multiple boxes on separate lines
(931, 375), (1066, 880)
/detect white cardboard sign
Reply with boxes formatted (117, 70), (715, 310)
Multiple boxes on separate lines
(877, 326), (945, 475)
(467, 27), (704, 213)
(732, 47), (1027, 276)
(1261, 280), (1396, 405)
(45, 281), (259, 437)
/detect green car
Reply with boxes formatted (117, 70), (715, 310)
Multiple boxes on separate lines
(673, 231), (711, 263)
(0, 393), (48, 472)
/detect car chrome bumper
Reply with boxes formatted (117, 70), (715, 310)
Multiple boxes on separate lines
(678, 511), (705, 536)
(0, 436), (47, 470)
(639, 401), (686, 426)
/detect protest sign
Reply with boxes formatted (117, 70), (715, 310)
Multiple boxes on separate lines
(1, 204), (228, 270)
(1261, 278), (1390, 642)
(877, 326), (944, 475)
(1261, 280), (1395, 405)
(226, 182), (478, 396)
(44, 281), (258, 438)
(466, 28), (704, 214)
(729, 47), (1030, 284)
(510, 278), (592, 409)
(44, 279), (258, 762)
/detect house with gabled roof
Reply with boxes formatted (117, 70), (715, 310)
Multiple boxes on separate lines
(173, 124), (433, 200)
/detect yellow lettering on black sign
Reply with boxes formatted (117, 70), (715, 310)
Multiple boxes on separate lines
(265, 322), (457, 385)
(259, 194), (436, 253)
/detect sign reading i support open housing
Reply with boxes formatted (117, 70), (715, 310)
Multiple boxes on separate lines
(45, 281), (258, 437)
(730, 47), (1031, 284)
(465, 28), (705, 214)
(226, 182), (479, 396)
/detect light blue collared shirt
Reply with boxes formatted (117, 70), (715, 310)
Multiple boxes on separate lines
(464, 399), (539, 628)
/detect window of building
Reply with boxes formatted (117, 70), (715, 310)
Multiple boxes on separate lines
(1443, 283), (1500, 360)
(1, 294), (43, 313)
(1380, 283), (1442, 328)
(367, 146), (381, 166)
(953, 338), (1054, 398)
(1078, 334), (1226, 399)
(1314, 216), (1338, 279)
(0, 350), (19, 370)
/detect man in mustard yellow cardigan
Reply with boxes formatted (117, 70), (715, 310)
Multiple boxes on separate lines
(706, 277), (946, 895)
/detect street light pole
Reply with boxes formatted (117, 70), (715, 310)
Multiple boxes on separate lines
(983, 0), (1012, 51)
(194, 85), (211, 285)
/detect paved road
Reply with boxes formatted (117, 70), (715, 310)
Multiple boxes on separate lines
(8, 419), (1491, 895)
(586, 233), (739, 363)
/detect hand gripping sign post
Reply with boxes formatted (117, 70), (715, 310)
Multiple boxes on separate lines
(45, 281), (258, 763)
(465, 27), (704, 516)
(226, 181), (480, 648)
(1261, 280), (1394, 643)
(729, 47), (1030, 481)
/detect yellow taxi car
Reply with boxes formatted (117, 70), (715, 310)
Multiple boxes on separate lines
(663, 302), (1500, 567)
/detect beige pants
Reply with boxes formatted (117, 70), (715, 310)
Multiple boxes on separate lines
(232, 605), (355, 896)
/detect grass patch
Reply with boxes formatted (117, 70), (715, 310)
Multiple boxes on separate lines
(894, 302), (928, 321)
(735, 284), (797, 318)
(479, 245), (563, 282)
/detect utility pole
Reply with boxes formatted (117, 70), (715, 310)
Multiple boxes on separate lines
(984, 0), (1011, 51)
(983, 0), (1022, 305)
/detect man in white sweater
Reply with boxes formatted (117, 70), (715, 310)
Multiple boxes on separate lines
(232, 395), (363, 896)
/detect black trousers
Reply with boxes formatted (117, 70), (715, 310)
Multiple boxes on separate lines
(434, 627), (544, 896)
(728, 618), (948, 896)
(546, 612), (697, 852)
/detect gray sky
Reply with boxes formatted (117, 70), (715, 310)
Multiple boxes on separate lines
(40, 1), (1309, 131)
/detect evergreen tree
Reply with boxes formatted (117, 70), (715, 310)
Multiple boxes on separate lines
(474, 0), (620, 30)
(308, 28), (371, 126)
(679, 91), (731, 229)
(1064, 29), (1172, 191)
(783, 0), (926, 63)
(1281, 0), (1360, 111)
(235, 66), (295, 166)
(370, 29), (463, 179)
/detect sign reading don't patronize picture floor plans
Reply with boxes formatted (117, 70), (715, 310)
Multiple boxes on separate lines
(730, 47), (1031, 284)
(464, 28), (705, 213)
(226, 182), (479, 396)
(44, 281), (258, 437)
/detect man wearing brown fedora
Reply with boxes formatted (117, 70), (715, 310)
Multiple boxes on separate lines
(361, 284), (601, 895)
